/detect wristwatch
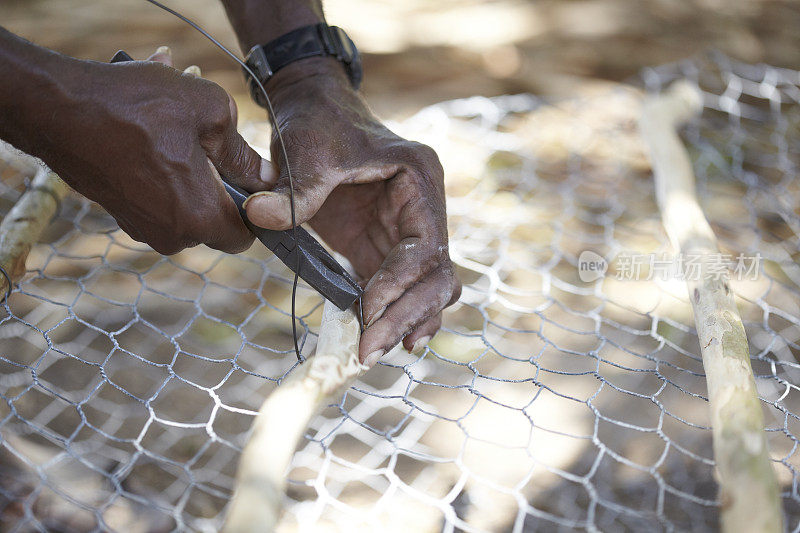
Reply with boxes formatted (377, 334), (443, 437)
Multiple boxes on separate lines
(243, 23), (363, 107)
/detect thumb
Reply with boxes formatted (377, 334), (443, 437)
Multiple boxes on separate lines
(203, 117), (276, 193)
(243, 171), (336, 230)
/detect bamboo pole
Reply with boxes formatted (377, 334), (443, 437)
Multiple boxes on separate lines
(0, 165), (69, 298)
(223, 300), (364, 532)
(640, 81), (782, 533)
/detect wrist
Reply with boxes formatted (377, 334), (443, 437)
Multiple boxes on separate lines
(245, 22), (363, 108)
(264, 56), (350, 97)
(221, 0), (325, 53)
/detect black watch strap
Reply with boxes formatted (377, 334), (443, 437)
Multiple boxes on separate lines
(244, 23), (362, 107)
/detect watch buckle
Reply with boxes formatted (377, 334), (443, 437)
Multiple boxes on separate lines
(326, 25), (355, 65)
(245, 45), (273, 80)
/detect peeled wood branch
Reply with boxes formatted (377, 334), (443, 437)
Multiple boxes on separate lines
(640, 81), (782, 533)
(224, 300), (364, 532)
(0, 166), (69, 298)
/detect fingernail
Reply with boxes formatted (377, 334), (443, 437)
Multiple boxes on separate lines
(411, 336), (431, 355)
(364, 350), (385, 368)
(366, 306), (386, 328)
(242, 190), (277, 210)
(156, 46), (171, 56)
(183, 65), (201, 77)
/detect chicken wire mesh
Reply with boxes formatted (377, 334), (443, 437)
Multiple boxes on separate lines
(1, 53), (800, 532)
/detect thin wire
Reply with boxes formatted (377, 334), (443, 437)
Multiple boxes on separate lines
(358, 295), (365, 334)
(141, 0), (303, 361)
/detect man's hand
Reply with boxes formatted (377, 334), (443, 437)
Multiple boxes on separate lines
(243, 58), (461, 366)
(9, 45), (272, 255)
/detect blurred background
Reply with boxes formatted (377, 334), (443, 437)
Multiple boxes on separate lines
(1, 0), (798, 119)
(2, 2), (800, 532)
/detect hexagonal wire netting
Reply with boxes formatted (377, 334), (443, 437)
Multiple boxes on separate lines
(1, 54), (800, 532)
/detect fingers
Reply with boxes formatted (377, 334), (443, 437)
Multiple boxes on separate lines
(361, 237), (444, 326)
(360, 263), (461, 367)
(146, 46), (173, 67)
(154, 50), (267, 251)
(403, 313), (442, 353)
(180, 63), (236, 121)
(207, 112), (274, 193)
(193, 74), (274, 194)
(197, 157), (255, 254)
(183, 65), (202, 77)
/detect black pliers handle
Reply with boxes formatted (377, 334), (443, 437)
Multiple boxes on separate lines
(110, 50), (363, 311)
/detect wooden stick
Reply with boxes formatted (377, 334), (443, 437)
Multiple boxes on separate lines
(0, 165), (69, 298)
(223, 300), (364, 532)
(184, 65), (366, 530)
(640, 81), (782, 533)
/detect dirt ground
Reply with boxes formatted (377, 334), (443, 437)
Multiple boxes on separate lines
(1, 0), (798, 119)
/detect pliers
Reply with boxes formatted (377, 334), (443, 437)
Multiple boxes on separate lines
(110, 50), (363, 312)
(223, 182), (362, 311)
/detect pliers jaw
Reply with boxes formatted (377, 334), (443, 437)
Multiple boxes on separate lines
(224, 182), (363, 311)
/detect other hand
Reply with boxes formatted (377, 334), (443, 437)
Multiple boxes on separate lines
(243, 58), (461, 366)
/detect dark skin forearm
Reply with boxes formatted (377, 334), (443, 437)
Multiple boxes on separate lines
(219, 0), (340, 98)
(220, 0), (325, 52)
(0, 25), (271, 255)
(0, 27), (73, 158)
